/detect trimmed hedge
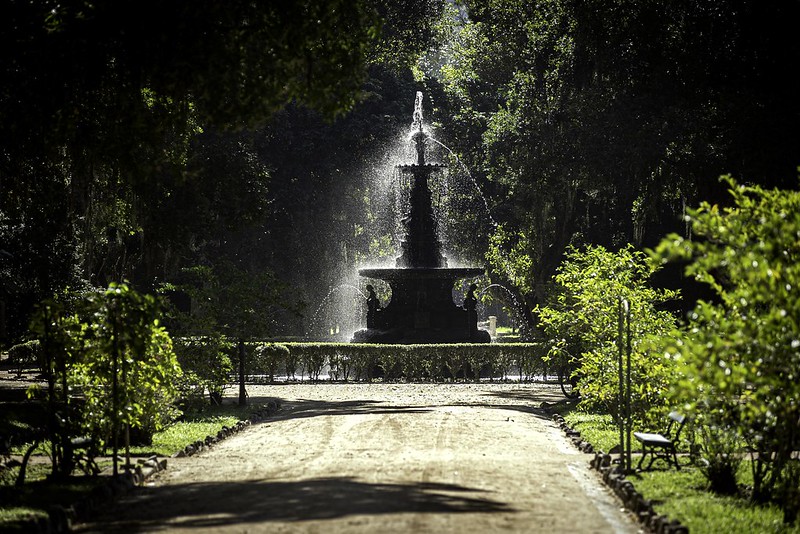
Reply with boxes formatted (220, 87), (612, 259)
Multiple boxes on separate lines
(247, 343), (549, 382)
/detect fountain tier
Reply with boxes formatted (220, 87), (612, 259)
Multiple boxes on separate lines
(352, 93), (490, 344)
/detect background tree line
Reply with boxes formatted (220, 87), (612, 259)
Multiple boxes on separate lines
(431, 0), (800, 327)
(2, 0), (799, 344)
(0, 0), (446, 343)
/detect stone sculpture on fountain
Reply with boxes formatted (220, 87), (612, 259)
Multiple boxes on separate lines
(352, 93), (490, 344)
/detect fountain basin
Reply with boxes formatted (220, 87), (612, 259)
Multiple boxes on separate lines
(359, 267), (484, 281)
(353, 266), (490, 344)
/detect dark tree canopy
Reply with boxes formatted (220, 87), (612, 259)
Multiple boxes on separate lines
(433, 0), (800, 328)
(0, 0), (446, 343)
(3, 0), (798, 345)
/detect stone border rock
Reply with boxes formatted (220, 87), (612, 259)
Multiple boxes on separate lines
(172, 400), (280, 458)
(552, 413), (689, 534)
(10, 457), (167, 533)
(7, 400), (281, 532)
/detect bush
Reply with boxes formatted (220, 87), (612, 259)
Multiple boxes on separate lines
(29, 283), (182, 476)
(248, 342), (548, 382)
(653, 176), (800, 519)
(7, 340), (42, 371)
(696, 423), (743, 495)
(174, 336), (233, 406)
(251, 343), (290, 382)
(537, 245), (679, 426)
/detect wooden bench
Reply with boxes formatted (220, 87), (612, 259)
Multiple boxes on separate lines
(69, 435), (100, 475)
(634, 411), (687, 471)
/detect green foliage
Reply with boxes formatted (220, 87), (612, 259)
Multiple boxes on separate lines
(0, 1), (442, 345)
(164, 262), (290, 342)
(538, 245), (679, 425)
(6, 341), (41, 366)
(173, 337), (234, 409)
(76, 284), (182, 444)
(652, 176), (800, 517)
(251, 343), (291, 383)
(29, 283), (182, 475)
(247, 342), (547, 382)
(436, 0), (800, 332)
(161, 262), (297, 404)
(486, 226), (535, 296)
(696, 424), (743, 496)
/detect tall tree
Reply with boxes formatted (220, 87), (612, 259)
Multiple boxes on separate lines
(0, 0), (446, 343)
(435, 0), (800, 325)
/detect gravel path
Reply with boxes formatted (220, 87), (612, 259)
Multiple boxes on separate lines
(75, 382), (640, 533)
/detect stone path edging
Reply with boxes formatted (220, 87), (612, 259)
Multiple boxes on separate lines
(171, 400), (280, 458)
(9, 400), (282, 533)
(551, 413), (690, 534)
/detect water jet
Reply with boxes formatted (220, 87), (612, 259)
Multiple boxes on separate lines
(352, 93), (491, 344)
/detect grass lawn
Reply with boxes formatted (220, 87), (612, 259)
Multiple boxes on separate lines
(631, 467), (799, 534)
(128, 403), (255, 456)
(563, 411), (620, 453)
(1, 401), (265, 529)
(562, 411), (800, 533)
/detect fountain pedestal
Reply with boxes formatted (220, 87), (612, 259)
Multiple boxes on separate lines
(352, 95), (490, 344)
(352, 267), (490, 343)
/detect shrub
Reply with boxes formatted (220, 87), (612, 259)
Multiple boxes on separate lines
(29, 283), (182, 475)
(653, 176), (800, 521)
(251, 343), (290, 382)
(174, 336), (233, 406)
(538, 245), (679, 426)
(245, 343), (547, 382)
(7, 340), (41, 367)
(696, 423), (743, 495)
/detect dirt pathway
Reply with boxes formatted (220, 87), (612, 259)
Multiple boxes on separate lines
(75, 383), (639, 533)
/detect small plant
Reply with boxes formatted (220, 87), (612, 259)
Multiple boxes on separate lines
(696, 423), (743, 495)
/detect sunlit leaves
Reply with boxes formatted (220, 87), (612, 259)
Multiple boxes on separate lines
(31, 284), (182, 450)
(486, 224), (535, 294)
(537, 244), (679, 425)
(651, 176), (800, 505)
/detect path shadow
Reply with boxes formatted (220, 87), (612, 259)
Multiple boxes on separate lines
(77, 477), (513, 532)
(480, 388), (577, 418)
(250, 398), (433, 424)
(245, 389), (563, 425)
(481, 387), (566, 406)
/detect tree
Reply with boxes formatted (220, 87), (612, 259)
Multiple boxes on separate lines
(0, 0), (447, 344)
(538, 245), (679, 425)
(30, 283), (181, 478)
(435, 0), (800, 323)
(652, 176), (800, 522)
(163, 261), (295, 406)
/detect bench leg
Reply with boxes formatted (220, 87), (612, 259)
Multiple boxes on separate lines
(646, 451), (657, 471)
(671, 446), (680, 470)
(637, 444), (648, 471)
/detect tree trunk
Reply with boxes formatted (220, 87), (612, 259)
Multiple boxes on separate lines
(238, 339), (247, 406)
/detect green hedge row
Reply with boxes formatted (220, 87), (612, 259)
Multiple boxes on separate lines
(247, 342), (550, 382)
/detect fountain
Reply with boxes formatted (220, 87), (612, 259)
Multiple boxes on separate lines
(352, 93), (491, 344)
